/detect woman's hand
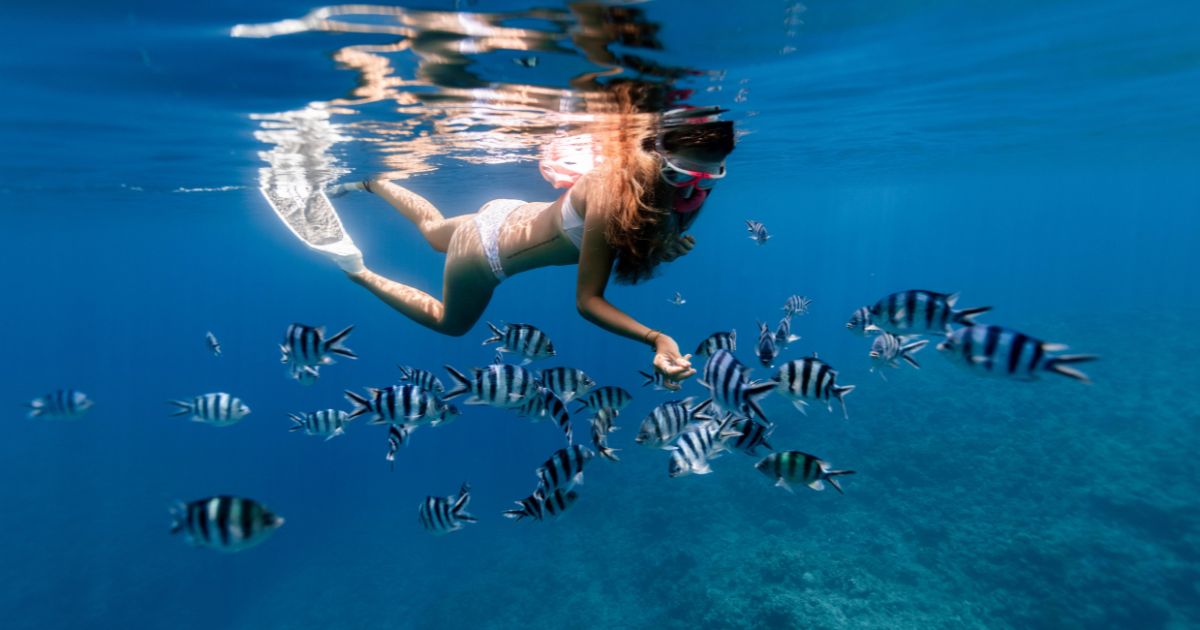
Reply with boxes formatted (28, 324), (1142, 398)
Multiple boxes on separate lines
(652, 334), (696, 390)
(661, 234), (695, 262)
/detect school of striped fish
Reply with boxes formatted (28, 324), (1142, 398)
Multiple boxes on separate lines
(25, 285), (1096, 552)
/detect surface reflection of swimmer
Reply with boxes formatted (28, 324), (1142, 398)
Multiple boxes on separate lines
(326, 98), (733, 388)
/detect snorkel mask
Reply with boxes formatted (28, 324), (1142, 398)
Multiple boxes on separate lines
(657, 106), (730, 222)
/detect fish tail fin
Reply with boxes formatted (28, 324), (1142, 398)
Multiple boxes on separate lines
(443, 365), (472, 399)
(953, 306), (992, 327)
(27, 399), (44, 418)
(324, 325), (357, 359)
(824, 469), (857, 495)
(597, 446), (621, 462)
(744, 381), (776, 423)
(901, 339), (930, 368)
(834, 385), (856, 420)
(482, 322), (504, 345)
(638, 370), (656, 387)
(1044, 354), (1098, 383)
(287, 413), (305, 431)
(343, 390), (372, 419)
(169, 501), (187, 535)
(453, 484), (477, 522)
(168, 400), (193, 417)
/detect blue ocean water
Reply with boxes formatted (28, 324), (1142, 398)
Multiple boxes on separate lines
(2, 1), (1199, 628)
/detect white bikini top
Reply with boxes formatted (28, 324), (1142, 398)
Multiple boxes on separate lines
(560, 187), (585, 250)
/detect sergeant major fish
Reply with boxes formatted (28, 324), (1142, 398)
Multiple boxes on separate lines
(695, 330), (736, 357)
(667, 415), (739, 477)
(755, 451), (855, 494)
(773, 355), (855, 419)
(845, 306), (875, 336)
(537, 367), (595, 402)
(483, 322), (556, 364)
(280, 323), (356, 367)
(774, 316), (800, 347)
(638, 369), (672, 390)
(169, 393), (250, 426)
(869, 333), (929, 378)
(756, 321), (779, 367)
(503, 488), (579, 522)
(418, 483), (477, 535)
(729, 416), (775, 456)
(590, 408), (620, 462)
(699, 350), (774, 422)
(205, 331), (221, 357)
(572, 386), (633, 414)
(862, 290), (990, 335)
(444, 364), (538, 408)
(518, 388), (573, 444)
(398, 365), (445, 394)
(288, 409), (351, 441)
(668, 292), (686, 306)
(536, 445), (594, 494)
(345, 385), (459, 427)
(170, 496), (283, 552)
(28, 389), (93, 419)
(385, 424), (414, 470)
(937, 324), (1097, 382)
(636, 398), (709, 448)
(782, 295), (812, 317)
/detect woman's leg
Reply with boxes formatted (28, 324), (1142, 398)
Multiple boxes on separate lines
(368, 177), (471, 253)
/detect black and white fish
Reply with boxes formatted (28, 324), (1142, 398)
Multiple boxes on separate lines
(280, 323), (356, 367)
(699, 350), (774, 422)
(782, 295), (812, 317)
(729, 416), (775, 456)
(345, 385), (459, 427)
(170, 496), (283, 552)
(537, 367), (595, 402)
(590, 408), (620, 462)
(288, 363), (320, 386)
(513, 55), (538, 68)
(518, 388), (573, 444)
(503, 488), (579, 522)
(635, 398), (709, 448)
(869, 333), (929, 377)
(385, 424), (414, 470)
(418, 483), (477, 535)
(749, 223), (770, 245)
(444, 364), (538, 408)
(205, 331), (222, 357)
(483, 322), (556, 364)
(572, 385), (633, 414)
(169, 393), (250, 426)
(536, 445), (595, 494)
(756, 321), (778, 367)
(937, 325), (1097, 382)
(638, 369), (672, 390)
(774, 316), (800, 347)
(695, 330), (736, 357)
(667, 416), (739, 477)
(845, 306), (875, 336)
(28, 389), (93, 419)
(398, 365), (445, 394)
(755, 451), (855, 494)
(668, 292), (686, 306)
(746, 219), (765, 234)
(773, 355), (855, 419)
(863, 290), (990, 335)
(288, 409), (351, 441)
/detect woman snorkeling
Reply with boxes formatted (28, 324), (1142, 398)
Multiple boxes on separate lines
(325, 100), (734, 389)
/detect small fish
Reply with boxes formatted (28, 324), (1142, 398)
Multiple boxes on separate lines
(869, 333), (929, 377)
(28, 390), (93, 419)
(483, 322), (556, 364)
(636, 398), (709, 448)
(572, 386), (633, 414)
(418, 483), (477, 535)
(280, 323), (356, 367)
(699, 350), (774, 422)
(845, 306), (875, 336)
(444, 364), (539, 408)
(170, 496), (283, 552)
(694, 330), (737, 357)
(729, 416), (775, 456)
(590, 408), (620, 462)
(937, 325), (1097, 382)
(756, 321), (778, 367)
(537, 367), (595, 402)
(864, 290), (990, 335)
(782, 295), (812, 317)
(504, 488), (579, 522)
(536, 445), (594, 494)
(513, 55), (538, 68)
(288, 409), (351, 441)
(745, 219), (765, 234)
(493, 351), (504, 364)
(755, 451), (856, 494)
(169, 393), (250, 426)
(668, 292), (686, 306)
(667, 416), (739, 477)
(518, 388), (573, 444)
(345, 385), (459, 427)
(288, 363), (320, 386)
(774, 316), (800, 347)
(385, 424), (414, 470)
(638, 369), (672, 390)
(773, 356), (855, 419)
(749, 224), (770, 245)
(205, 331), (222, 357)
(397, 365), (445, 394)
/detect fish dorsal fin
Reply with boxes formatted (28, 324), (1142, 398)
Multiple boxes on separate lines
(946, 292), (960, 307)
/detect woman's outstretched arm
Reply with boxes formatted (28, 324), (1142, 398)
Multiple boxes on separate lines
(575, 206), (696, 387)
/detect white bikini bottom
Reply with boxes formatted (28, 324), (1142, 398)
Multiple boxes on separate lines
(473, 199), (525, 281)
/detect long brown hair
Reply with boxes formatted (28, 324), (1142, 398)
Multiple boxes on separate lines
(586, 86), (736, 284)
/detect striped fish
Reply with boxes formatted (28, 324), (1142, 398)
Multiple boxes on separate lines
(635, 398), (709, 449)
(205, 331), (222, 357)
(756, 321), (778, 368)
(869, 333), (929, 378)
(773, 356), (855, 419)
(845, 306), (874, 337)
(385, 425), (413, 470)
(774, 316), (800, 347)
(782, 295), (812, 317)
(28, 389), (93, 419)
(537, 367), (595, 402)
(667, 416), (739, 477)
(638, 369), (671, 390)
(729, 417), (775, 456)
(443, 364), (538, 408)
(279, 323), (356, 367)
(397, 365), (445, 394)
(536, 445), (594, 494)
(344, 385), (459, 427)
(755, 451), (856, 494)
(936, 325), (1097, 382)
(170, 496), (283, 552)
(169, 393), (250, 426)
(749, 224), (770, 245)
(503, 488), (579, 522)
(572, 385), (633, 414)
(518, 388), (573, 444)
(288, 363), (320, 386)
(418, 483), (477, 535)
(288, 409), (350, 441)
(483, 322), (556, 364)
(695, 330), (736, 357)
(699, 350), (774, 422)
(746, 219), (765, 234)
(590, 408), (620, 462)
(865, 290), (990, 335)
(668, 292), (686, 306)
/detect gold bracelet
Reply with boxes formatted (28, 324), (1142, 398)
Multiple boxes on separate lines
(644, 329), (661, 347)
